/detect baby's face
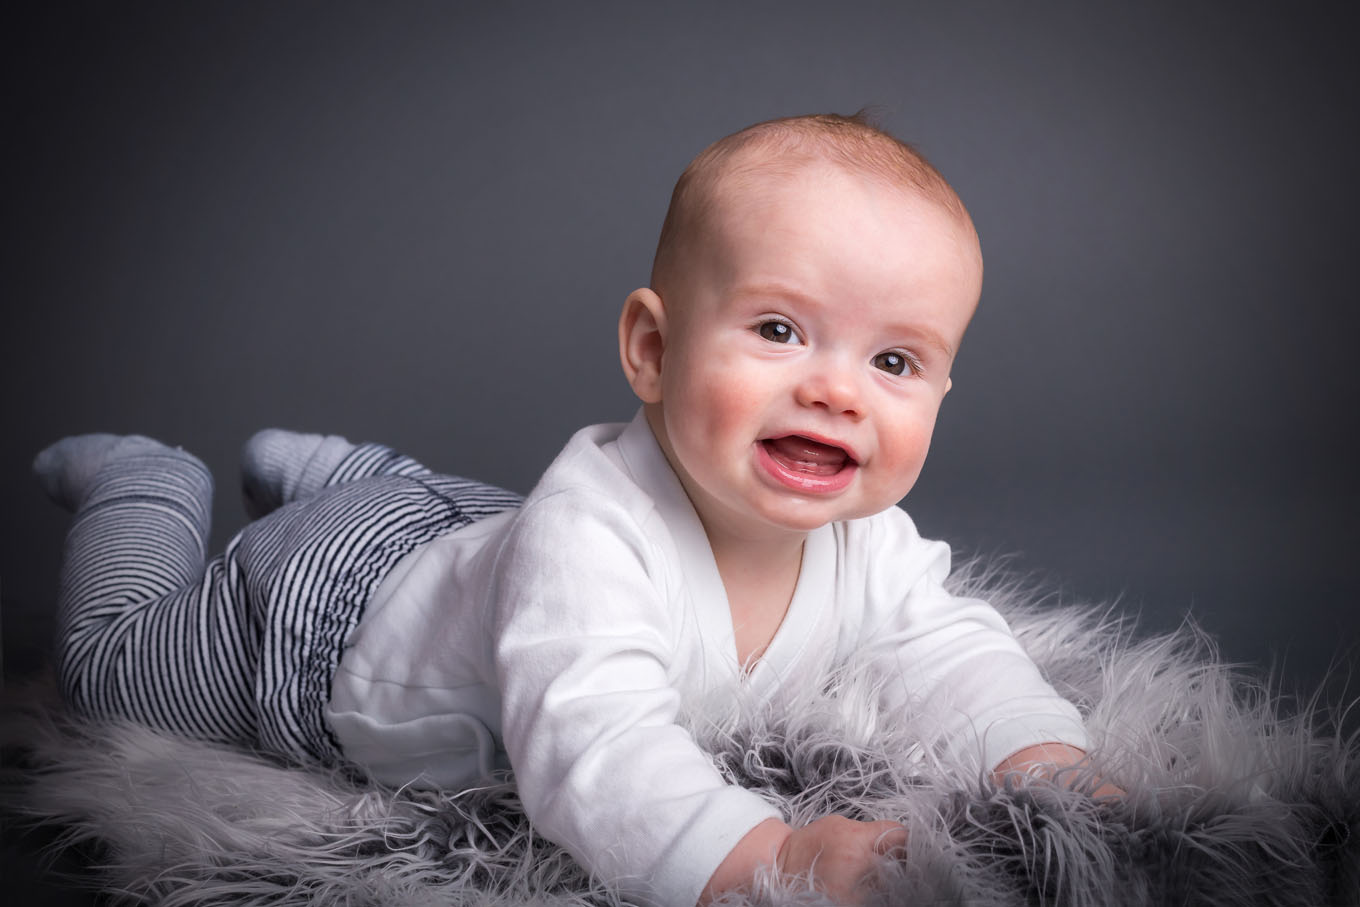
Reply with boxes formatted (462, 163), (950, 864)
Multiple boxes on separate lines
(650, 161), (982, 542)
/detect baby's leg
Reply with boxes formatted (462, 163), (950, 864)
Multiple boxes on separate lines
(240, 429), (432, 518)
(232, 441), (518, 763)
(35, 436), (257, 743)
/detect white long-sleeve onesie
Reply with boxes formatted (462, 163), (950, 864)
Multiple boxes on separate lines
(326, 412), (1087, 907)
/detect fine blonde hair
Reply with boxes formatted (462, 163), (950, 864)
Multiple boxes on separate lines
(650, 112), (973, 292)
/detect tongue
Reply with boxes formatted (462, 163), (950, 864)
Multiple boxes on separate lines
(765, 436), (849, 475)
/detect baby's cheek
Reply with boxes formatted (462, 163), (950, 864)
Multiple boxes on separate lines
(884, 420), (935, 485)
(679, 363), (754, 425)
(707, 378), (762, 427)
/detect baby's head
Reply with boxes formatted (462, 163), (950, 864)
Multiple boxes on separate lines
(648, 113), (979, 303)
(619, 114), (983, 543)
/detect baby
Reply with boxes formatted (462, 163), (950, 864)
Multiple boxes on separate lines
(35, 114), (1098, 906)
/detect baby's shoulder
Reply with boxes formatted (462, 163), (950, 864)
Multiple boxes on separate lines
(482, 455), (679, 622)
(836, 504), (933, 555)
(834, 505), (953, 591)
(521, 456), (650, 529)
(515, 421), (664, 528)
(497, 460), (665, 580)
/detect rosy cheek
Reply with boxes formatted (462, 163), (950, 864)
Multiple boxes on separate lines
(692, 370), (755, 424)
(882, 422), (933, 475)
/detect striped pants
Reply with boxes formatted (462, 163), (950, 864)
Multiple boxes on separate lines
(55, 441), (521, 765)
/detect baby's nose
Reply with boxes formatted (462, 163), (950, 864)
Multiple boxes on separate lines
(794, 360), (864, 417)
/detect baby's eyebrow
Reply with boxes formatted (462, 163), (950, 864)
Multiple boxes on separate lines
(730, 281), (816, 306)
(888, 325), (955, 359)
(732, 282), (956, 359)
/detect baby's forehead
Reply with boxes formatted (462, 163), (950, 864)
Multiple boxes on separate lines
(702, 154), (969, 248)
(706, 148), (963, 225)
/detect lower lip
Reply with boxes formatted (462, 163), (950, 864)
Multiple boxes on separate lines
(755, 442), (857, 494)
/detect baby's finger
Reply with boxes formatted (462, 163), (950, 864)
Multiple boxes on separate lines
(869, 820), (909, 855)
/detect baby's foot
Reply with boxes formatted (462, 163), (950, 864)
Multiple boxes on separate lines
(33, 434), (173, 511)
(240, 429), (356, 518)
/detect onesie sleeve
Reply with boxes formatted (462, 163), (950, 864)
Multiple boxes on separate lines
(852, 508), (1088, 775)
(490, 489), (780, 907)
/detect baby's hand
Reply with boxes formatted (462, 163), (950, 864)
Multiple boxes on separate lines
(777, 815), (907, 904)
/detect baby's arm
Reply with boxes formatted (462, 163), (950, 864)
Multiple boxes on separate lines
(702, 819), (789, 903)
(993, 743), (1124, 797)
(851, 510), (1093, 774)
(703, 817), (907, 906)
(493, 492), (785, 906)
(703, 745), (1118, 906)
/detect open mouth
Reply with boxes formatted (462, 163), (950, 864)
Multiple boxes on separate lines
(760, 435), (856, 475)
(756, 435), (859, 494)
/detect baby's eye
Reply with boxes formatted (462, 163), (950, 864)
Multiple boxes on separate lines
(872, 350), (921, 376)
(755, 319), (803, 345)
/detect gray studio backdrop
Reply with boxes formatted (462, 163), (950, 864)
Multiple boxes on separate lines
(5, 2), (1357, 704)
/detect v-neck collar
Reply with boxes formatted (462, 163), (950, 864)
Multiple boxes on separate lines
(611, 410), (834, 694)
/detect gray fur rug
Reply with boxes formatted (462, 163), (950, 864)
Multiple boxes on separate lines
(3, 568), (1357, 906)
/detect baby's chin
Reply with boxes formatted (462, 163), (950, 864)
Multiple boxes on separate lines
(745, 495), (878, 535)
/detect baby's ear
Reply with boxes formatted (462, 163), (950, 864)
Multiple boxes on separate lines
(619, 288), (667, 403)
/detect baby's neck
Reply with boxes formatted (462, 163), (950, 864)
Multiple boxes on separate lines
(708, 531), (806, 671)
